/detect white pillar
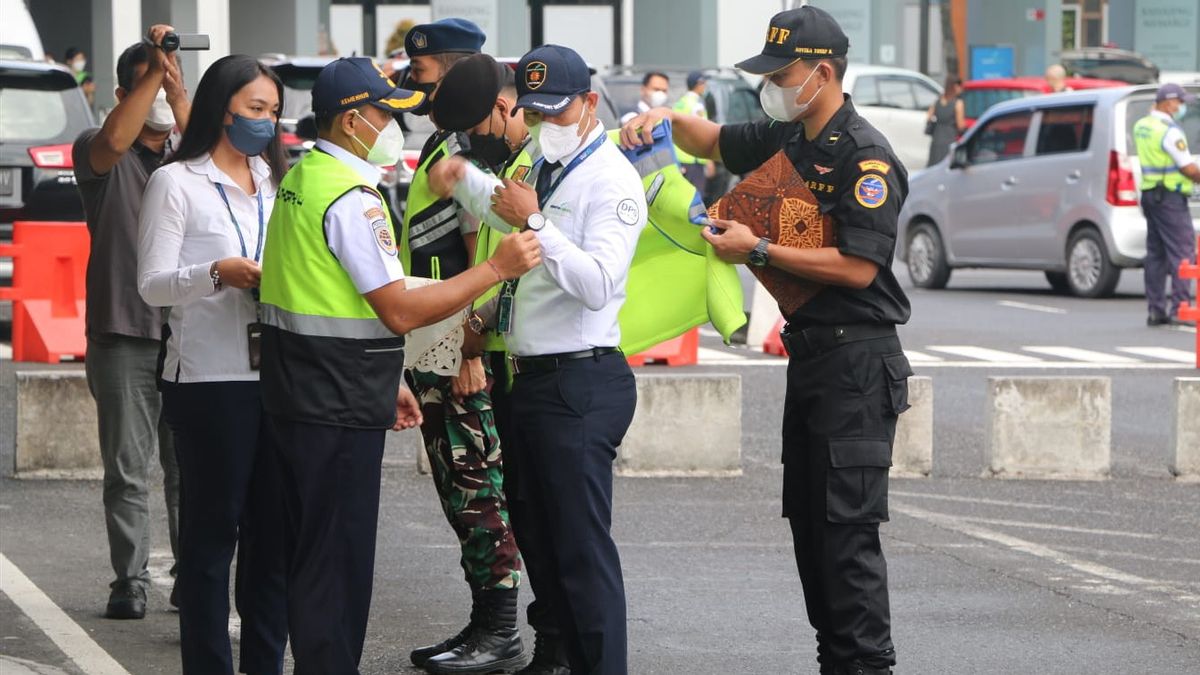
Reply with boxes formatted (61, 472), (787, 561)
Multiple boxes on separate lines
(92, 0), (142, 110)
(167, 0), (229, 91)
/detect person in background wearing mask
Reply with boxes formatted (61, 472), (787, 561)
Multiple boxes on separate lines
(1045, 64), (1071, 93)
(672, 70), (714, 197)
(137, 54), (290, 674)
(72, 24), (189, 621)
(257, 56), (542, 674)
(1133, 83), (1200, 327)
(430, 44), (648, 675)
(622, 6), (910, 674)
(401, 46), (529, 674)
(65, 46), (90, 84)
(620, 70), (669, 124)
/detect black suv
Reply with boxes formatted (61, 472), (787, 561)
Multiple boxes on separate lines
(1, 59), (94, 279)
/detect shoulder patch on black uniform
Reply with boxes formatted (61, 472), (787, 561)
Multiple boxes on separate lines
(854, 174), (888, 209)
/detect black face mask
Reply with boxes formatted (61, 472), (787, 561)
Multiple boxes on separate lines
(402, 76), (438, 117)
(467, 112), (513, 171)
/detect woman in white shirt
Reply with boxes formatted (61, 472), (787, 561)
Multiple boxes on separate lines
(138, 54), (288, 675)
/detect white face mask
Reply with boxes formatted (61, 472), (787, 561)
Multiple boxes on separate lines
(352, 111), (405, 166)
(759, 65), (824, 123)
(647, 90), (669, 108)
(71, 58), (86, 72)
(529, 104), (593, 164)
(146, 90), (176, 132)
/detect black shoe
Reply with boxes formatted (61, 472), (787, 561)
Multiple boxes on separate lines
(168, 581), (180, 612)
(104, 582), (146, 620)
(513, 631), (569, 675)
(424, 589), (525, 674)
(412, 590), (481, 668)
(1148, 313), (1170, 326)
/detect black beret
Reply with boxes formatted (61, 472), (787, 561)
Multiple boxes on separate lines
(431, 54), (508, 132)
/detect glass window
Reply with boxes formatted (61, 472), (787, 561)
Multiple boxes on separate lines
(878, 77), (917, 109)
(0, 88), (68, 142)
(967, 111), (1032, 164)
(1125, 92), (1200, 156)
(963, 89), (1036, 120)
(914, 81), (940, 110)
(853, 75), (879, 106)
(1036, 105), (1094, 155)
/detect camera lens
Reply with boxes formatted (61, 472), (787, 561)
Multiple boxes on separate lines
(161, 32), (180, 52)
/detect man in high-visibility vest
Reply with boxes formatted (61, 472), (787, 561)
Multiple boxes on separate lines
(673, 70), (714, 197)
(258, 56), (541, 674)
(396, 19), (530, 672)
(1133, 83), (1200, 327)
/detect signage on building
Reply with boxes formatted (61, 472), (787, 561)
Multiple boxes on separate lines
(1134, 0), (1198, 71)
(970, 45), (1015, 80)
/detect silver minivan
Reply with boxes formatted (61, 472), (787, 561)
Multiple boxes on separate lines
(898, 85), (1200, 297)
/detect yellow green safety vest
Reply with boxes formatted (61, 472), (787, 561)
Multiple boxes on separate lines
(672, 91), (707, 165)
(259, 147), (406, 429)
(1134, 114), (1194, 194)
(473, 145), (535, 354)
(401, 131), (470, 279)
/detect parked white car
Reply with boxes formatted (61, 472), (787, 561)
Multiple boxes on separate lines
(843, 64), (943, 171)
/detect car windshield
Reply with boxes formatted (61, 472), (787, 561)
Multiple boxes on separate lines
(0, 71), (90, 144)
(963, 88), (1036, 120)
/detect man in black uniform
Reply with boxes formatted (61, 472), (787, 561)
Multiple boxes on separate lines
(621, 7), (910, 675)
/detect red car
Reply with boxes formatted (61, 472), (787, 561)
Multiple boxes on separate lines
(961, 76), (1125, 128)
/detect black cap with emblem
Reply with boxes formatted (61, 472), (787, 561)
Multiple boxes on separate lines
(735, 5), (849, 75)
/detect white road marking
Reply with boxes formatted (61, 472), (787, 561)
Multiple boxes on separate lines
(892, 501), (1200, 608)
(889, 490), (1123, 518)
(1116, 346), (1196, 363)
(696, 347), (785, 367)
(149, 549), (241, 639)
(1022, 346), (1141, 363)
(1, 342), (11, 360)
(911, 360), (1185, 370)
(927, 346), (1044, 363)
(698, 327), (720, 338)
(946, 514), (1196, 544)
(902, 349), (942, 362)
(998, 300), (1068, 314)
(0, 553), (132, 675)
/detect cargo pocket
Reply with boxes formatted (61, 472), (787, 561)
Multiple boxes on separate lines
(882, 352), (913, 416)
(826, 438), (891, 524)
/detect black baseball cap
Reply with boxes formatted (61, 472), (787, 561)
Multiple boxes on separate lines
(404, 18), (486, 57)
(431, 54), (509, 132)
(513, 45), (590, 115)
(735, 6), (849, 75)
(686, 70), (707, 89)
(312, 57), (425, 115)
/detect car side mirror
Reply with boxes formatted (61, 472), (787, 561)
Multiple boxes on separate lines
(295, 113), (317, 141)
(949, 143), (969, 169)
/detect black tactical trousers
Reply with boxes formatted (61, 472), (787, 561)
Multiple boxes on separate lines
(781, 329), (911, 671)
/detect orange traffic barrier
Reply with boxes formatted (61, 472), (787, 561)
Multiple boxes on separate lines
(763, 317), (787, 356)
(0, 221), (90, 363)
(1177, 235), (1199, 369)
(628, 327), (699, 367)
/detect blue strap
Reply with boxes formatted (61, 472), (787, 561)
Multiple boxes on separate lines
(532, 133), (606, 209)
(214, 182), (265, 263)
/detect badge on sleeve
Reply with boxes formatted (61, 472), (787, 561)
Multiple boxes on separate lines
(857, 159), (891, 175)
(854, 174), (888, 209)
(1178, 138), (1188, 152)
(616, 198), (641, 225)
(364, 206), (397, 256)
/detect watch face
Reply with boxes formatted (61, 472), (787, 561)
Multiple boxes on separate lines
(527, 213), (546, 231)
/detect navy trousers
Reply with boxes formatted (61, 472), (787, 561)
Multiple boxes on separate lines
(508, 351), (637, 675)
(268, 417), (385, 675)
(1142, 190), (1197, 318)
(161, 381), (288, 675)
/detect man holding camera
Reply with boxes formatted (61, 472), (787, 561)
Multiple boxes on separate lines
(72, 24), (191, 620)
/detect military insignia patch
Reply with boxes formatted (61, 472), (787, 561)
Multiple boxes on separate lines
(511, 165), (531, 182)
(854, 174), (888, 209)
(526, 61), (547, 90)
(412, 32), (427, 50)
(813, 164), (834, 175)
(374, 222), (397, 255)
(826, 131), (842, 146)
(858, 159), (891, 175)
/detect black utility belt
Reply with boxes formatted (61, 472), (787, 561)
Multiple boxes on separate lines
(781, 323), (896, 359)
(509, 347), (621, 375)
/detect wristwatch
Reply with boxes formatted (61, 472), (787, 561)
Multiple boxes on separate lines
(525, 212), (546, 232)
(209, 261), (222, 290)
(467, 313), (486, 335)
(748, 237), (771, 268)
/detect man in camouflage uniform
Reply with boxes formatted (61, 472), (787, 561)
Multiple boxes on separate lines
(400, 19), (525, 675)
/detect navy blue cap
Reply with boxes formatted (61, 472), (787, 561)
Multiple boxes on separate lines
(686, 70), (707, 89)
(1157, 82), (1197, 103)
(513, 45), (590, 115)
(312, 57), (425, 115)
(405, 18), (485, 57)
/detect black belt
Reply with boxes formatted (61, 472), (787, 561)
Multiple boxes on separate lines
(509, 347), (621, 374)
(781, 323), (896, 359)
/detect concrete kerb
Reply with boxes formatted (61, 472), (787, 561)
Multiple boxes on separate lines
(618, 372), (742, 477)
(13, 370), (102, 479)
(892, 376), (933, 477)
(985, 376), (1112, 480)
(1170, 377), (1200, 482)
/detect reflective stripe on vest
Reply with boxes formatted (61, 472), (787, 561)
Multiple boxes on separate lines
(260, 304), (395, 340)
(472, 146), (535, 353)
(402, 132), (466, 277)
(1133, 114), (1194, 193)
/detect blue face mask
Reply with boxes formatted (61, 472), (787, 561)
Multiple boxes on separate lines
(225, 112), (276, 156)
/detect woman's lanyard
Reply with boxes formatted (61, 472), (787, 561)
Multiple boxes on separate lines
(213, 182), (264, 262)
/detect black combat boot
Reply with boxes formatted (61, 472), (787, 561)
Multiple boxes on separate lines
(513, 631), (569, 675)
(424, 588), (526, 674)
(411, 589), (481, 668)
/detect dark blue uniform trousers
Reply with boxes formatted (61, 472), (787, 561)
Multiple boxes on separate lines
(507, 351), (637, 675)
(161, 381), (288, 675)
(268, 417), (386, 675)
(1142, 190), (1197, 319)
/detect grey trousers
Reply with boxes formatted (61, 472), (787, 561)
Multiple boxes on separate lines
(85, 333), (181, 588)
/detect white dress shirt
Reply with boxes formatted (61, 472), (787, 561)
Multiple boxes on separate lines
(454, 123), (648, 356)
(1151, 109), (1196, 170)
(138, 154), (274, 382)
(316, 139), (407, 293)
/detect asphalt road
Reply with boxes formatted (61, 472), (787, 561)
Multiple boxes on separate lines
(2, 266), (1198, 674)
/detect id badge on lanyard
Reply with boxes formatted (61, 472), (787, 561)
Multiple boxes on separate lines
(215, 182), (266, 369)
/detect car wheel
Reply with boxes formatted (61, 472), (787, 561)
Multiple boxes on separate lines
(906, 222), (952, 289)
(1044, 271), (1070, 294)
(1066, 228), (1120, 298)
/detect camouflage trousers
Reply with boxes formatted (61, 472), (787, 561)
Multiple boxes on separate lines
(410, 364), (521, 590)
